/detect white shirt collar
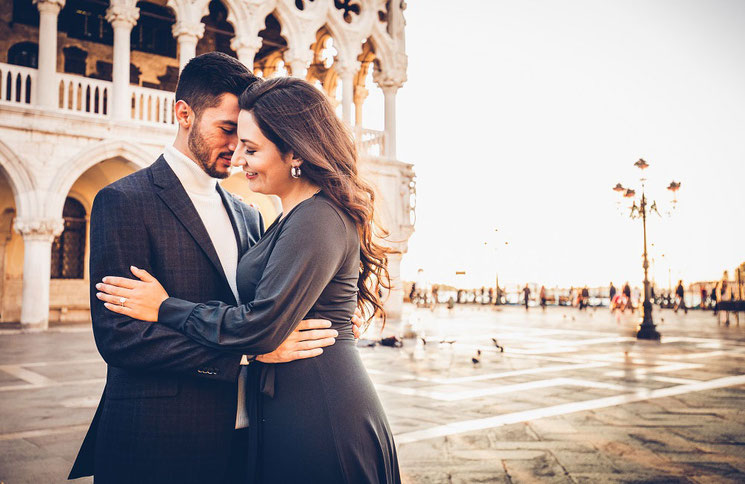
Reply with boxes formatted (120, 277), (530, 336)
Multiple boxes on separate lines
(163, 145), (218, 196)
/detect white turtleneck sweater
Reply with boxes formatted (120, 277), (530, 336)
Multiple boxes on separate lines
(162, 145), (249, 429)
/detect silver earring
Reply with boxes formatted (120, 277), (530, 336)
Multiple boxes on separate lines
(291, 166), (301, 178)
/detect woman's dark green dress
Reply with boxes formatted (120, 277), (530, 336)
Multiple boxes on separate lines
(158, 192), (400, 483)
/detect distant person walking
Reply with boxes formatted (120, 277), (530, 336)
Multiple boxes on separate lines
(700, 285), (708, 310)
(674, 280), (687, 314)
(720, 271), (731, 325)
(609, 282), (617, 304)
(523, 284), (531, 311)
(623, 282), (632, 312)
(579, 286), (590, 310)
(540, 285), (547, 310)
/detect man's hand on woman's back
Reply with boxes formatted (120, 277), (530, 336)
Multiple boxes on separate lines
(256, 319), (337, 363)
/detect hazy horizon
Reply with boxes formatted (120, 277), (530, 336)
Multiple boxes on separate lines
(365, 0), (745, 289)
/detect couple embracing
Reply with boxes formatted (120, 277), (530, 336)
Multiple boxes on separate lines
(68, 52), (400, 483)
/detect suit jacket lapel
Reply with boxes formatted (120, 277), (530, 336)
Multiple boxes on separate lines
(216, 183), (249, 256)
(150, 157), (231, 289)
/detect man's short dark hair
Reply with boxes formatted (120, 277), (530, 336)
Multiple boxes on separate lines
(175, 52), (258, 115)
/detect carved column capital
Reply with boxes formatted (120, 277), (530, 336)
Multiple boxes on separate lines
(335, 60), (361, 79)
(33, 0), (65, 15)
(14, 218), (64, 242)
(230, 35), (263, 54)
(106, 3), (140, 29)
(375, 72), (405, 92)
(172, 21), (205, 42)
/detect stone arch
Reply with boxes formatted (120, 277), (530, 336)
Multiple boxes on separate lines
(210, 0), (245, 35)
(198, 0), (238, 58)
(307, 26), (341, 98)
(368, 28), (394, 79)
(272, 0), (327, 69)
(7, 41), (39, 69)
(46, 139), (153, 217)
(0, 139), (35, 219)
(253, 12), (289, 77)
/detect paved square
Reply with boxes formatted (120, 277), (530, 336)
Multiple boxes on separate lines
(1, 305), (744, 483)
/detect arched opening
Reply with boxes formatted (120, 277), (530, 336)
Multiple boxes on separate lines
(50, 197), (86, 280)
(308, 26), (341, 110)
(198, 0), (237, 58)
(254, 13), (288, 78)
(354, 38), (376, 127)
(7, 41), (39, 69)
(62, 45), (88, 75)
(0, 169), (22, 323)
(134, 1), (178, 60)
(48, 157), (138, 322)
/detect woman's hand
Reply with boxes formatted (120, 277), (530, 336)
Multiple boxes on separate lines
(96, 266), (169, 322)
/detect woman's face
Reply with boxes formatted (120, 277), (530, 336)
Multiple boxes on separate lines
(231, 110), (295, 196)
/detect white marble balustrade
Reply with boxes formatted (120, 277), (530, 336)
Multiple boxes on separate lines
(0, 63), (37, 106)
(354, 126), (385, 158)
(130, 85), (176, 126)
(57, 73), (111, 117)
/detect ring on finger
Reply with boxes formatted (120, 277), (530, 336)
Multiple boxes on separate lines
(119, 296), (127, 307)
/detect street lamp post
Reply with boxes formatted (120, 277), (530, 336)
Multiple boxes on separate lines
(614, 158), (681, 340)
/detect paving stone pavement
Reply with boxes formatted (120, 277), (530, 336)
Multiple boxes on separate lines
(0, 304), (744, 483)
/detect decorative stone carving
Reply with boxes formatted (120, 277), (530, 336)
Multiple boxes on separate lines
(172, 21), (206, 42)
(334, 0), (361, 24)
(33, 0), (66, 15)
(14, 218), (64, 242)
(105, 2), (140, 29)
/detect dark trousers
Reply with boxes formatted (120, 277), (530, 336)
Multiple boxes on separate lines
(222, 428), (250, 484)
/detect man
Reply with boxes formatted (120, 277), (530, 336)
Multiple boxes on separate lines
(69, 53), (344, 483)
(674, 279), (687, 314)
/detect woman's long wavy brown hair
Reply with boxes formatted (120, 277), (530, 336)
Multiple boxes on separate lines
(239, 77), (393, 324)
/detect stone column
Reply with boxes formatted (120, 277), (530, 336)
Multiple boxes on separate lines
(231, 36), (263, 72)
(336, 63), (358, 126)
(381, 83), (400, 159)
(173, 22), (205, 72)
(106, 3), (140, 121)
(14, 218), (64, 331)
(285, 49), (311, 79)
(384, 251), (404, 323)
(354, 86), (368, 127)
(34, 0), (65, 109)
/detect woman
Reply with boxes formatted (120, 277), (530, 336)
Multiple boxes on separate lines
(95, 77), (401, 483)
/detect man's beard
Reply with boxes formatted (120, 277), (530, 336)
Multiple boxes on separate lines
(187, 122), (229, 179)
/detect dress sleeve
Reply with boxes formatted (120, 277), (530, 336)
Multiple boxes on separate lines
(158, 200), (351, 354)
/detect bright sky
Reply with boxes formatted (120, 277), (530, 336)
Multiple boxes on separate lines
(367, 0), (745, 289)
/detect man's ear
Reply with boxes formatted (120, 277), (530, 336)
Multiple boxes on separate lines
(174, 100), (193, 129)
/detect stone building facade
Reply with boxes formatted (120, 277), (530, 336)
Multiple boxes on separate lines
(0, 0), (414, 330)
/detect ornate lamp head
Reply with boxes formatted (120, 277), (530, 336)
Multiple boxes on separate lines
(667, 180), (681, 207)
(634, 158), (649, 170)
(613, 183), (625, 193)
(624, 189), (636, 198)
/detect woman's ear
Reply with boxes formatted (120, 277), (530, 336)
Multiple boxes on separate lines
(286, 151), (303, 167)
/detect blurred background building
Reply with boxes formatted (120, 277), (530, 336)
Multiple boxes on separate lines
(0, 0), (414, 330)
